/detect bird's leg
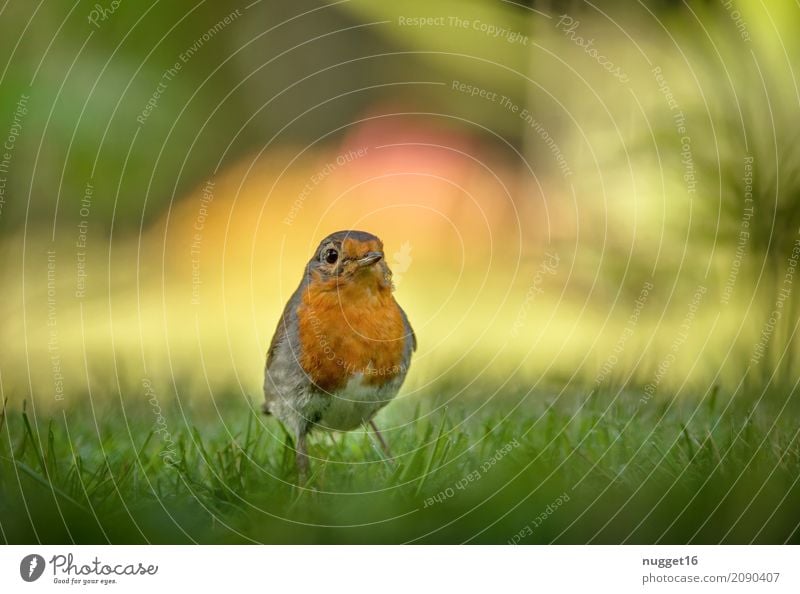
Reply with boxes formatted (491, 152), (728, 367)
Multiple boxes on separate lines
(296, 430), (309, 483)
(369, 419), (393, 459)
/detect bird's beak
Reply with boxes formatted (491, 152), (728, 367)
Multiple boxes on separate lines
(356, 251), (383, 268)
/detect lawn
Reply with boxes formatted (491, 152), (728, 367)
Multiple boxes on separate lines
(1, 379), (799, 544)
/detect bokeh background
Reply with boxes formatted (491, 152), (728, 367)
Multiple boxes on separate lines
(1, 0), (799, 544)
(2, 0), (797, 405)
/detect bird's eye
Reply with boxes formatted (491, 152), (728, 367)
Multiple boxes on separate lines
(323, 248), (338, 264)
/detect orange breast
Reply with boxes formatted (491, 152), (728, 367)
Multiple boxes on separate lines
(297, 279), (407, 392)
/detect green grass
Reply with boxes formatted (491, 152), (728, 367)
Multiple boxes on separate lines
(1, 380), (799, 544)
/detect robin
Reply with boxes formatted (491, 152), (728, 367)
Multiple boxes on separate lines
(263, 230), (416, 479)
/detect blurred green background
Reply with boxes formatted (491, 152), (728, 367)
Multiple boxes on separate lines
(1, 0), (799, 544)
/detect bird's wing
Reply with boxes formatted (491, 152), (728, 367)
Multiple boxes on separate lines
(265, 308), (288, 369)
(398, 304), (417, 353)
(263, 284), (305, 415)
(265, 285), (303, 369)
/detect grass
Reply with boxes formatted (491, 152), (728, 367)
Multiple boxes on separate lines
(1, 379), (799, 544)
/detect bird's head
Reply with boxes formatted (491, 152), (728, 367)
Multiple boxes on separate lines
(306, 230), (392, 291)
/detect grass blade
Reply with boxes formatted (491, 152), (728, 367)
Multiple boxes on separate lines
(0, 397), (7, 434)
(21, 409), (47, 477)
(14, 459), (87, 512)
(415, 410), (448, 496)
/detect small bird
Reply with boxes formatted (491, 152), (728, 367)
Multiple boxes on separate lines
(263, 230), (416, 479)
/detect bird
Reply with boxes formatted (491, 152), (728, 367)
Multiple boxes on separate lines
(263, 230), (416, 480)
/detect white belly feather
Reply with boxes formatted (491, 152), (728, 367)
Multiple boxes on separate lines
(316, 374), (400, 431)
